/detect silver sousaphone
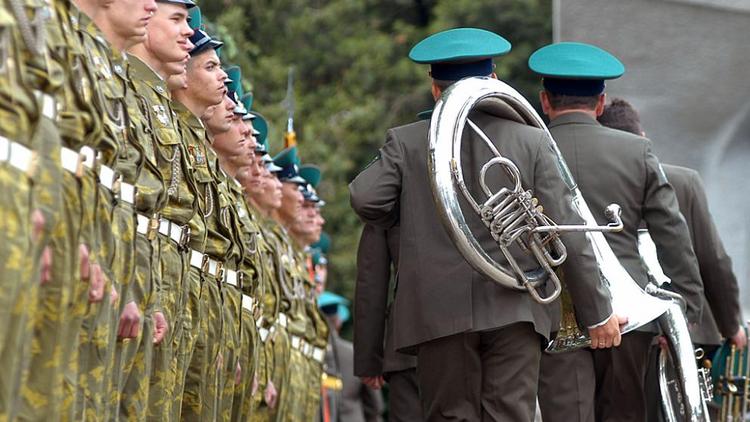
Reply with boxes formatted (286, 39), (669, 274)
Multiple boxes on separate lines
(428, 76), (709, 421)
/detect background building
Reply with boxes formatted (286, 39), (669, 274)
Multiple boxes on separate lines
(555, 0), (750, 314)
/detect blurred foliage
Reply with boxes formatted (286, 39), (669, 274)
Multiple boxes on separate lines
(201, 0), (551, 301)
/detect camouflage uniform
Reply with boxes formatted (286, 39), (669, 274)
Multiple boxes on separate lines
(248, 215), (285, 422)
(264, 220), (311, 422)
(173, 102), (231, 422)
(113, 53), (169, 422)
(75, 12), (134, 421)
(0, 0), (54, 419)
(140, 89), (202, 422)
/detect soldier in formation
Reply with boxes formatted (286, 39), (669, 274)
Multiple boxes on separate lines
(0, 1), (330, 421)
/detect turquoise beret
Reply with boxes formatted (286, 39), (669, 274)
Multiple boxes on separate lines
(311, 232), (330, 255)
(410, 28), (510, 80)
(299, 165), (321, 189)
(187, 6), (202, 31)
(417, 109), (433, 120)
(528, 42), (625, 80)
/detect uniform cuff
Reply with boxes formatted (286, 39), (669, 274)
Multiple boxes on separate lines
(587, 313), (613, 329)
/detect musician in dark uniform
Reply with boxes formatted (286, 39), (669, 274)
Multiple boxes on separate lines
(530, 43), (704, 422)
(597, 97), (746, 421)
(349, 28), (621, 422)
(353, 223), (423, 422)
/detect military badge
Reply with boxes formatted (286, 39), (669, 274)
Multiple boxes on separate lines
(92, 54), (112, 79)
(188, 145), (205, 165)
(152, 105), (170, 127)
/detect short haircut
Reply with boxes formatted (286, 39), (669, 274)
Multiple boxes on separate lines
(598, 97), (643, 136)
(546, 92), (600, 111)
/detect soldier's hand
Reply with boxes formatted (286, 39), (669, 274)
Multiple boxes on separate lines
(361, 376), (385, 390)
(118, 301), (141, 339)
(152, 311), (168, 345)
(235, 362), (242, 385)
(109, 285), (119, 306)
(79, 244), (91, 281)
(264, 381), (278, 409)
(588, 314), (627, 349)
(31, 209), (45, 242)
(731, 327), (748, 349)
(39, 246), (53, 285)
(88, 263), (105, 303)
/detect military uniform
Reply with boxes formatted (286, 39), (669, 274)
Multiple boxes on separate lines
(529, 42), (704, 422)
(350, 29), (614, 421)
(353, 224), (423, 422)
(0, 1), (60, 419)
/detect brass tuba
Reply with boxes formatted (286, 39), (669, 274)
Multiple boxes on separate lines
(428, 77), (709, 420)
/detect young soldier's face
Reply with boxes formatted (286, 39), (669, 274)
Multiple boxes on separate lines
(185, 50), (227, 108)
(279, 182), (303, 222)
(145, 3), (193, 75)
(245, 154), (265, 196)
(213, 116), (254, 167)
(250, 170), (282, 211)
(103, 0), (158, 44)
(203, 96), (234, 135)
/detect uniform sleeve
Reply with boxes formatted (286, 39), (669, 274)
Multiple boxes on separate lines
(532, 134), (613, 327)
(642, 143), (704, 323)
(349, 130), (404, 229)
(688, 172), (740, 336)
(353, 225), (392, 377)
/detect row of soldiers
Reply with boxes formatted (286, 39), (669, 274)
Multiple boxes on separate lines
(0, 0), (333, 421)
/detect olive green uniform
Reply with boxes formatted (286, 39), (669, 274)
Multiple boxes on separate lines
(112, 54), (169, 422)
(75, 12), (137, 421)
(0, 1), (57, 419)
(250, 215), (286, 422)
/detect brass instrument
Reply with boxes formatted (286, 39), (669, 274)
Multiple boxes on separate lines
(710, 325), (750, 421)
(428, 77), (709, 420)
(638, 230), (713, 421)
(428, 77), (668, 349)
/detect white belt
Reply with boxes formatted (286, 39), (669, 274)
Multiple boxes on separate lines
(224, 269), (238, 287)
(303, 342), (312, 357)
(0, 136), (34, 174)
(291, 335), (302, 350)
(119, 180), (135, 204)
(35, 91), (57, 120)
(99, 164), (117, 191)
(189, 250), (222, 277)
(158, 218), (188, 246)
(258, 327), (270, 342)
(241, 295), (254, 312)
(313, 347), (325, 363)
(62, 146), (97, 177)
(277, 313), (288, 328)
(136, 214), (150, 235)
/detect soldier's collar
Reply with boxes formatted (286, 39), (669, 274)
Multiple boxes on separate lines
(548, 111), (600, 128)
(127, 54), (171, 99)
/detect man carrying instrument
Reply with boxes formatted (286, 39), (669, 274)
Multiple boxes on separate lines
(598, 97), (746, 421)
(530, 43), (704, 422)
(349, 28), (621, 421)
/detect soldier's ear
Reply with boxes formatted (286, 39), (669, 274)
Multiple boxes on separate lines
(431, 81), (441, 102)
(594, 93), (607, 117)
(539, 91), (551, 115)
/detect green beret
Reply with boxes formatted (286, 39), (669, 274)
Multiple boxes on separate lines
(528, 42), (625, 80)
(298, 164), (321, 189)
(187, 6), (202, 31)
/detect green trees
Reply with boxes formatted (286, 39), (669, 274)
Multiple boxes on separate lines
(204, 0), (551, 299)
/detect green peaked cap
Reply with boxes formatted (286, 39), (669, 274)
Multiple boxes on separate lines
(298, 165), (321, 189)
(528, 42), (625, 80)
(311, 232), (330, 254)
(417, 109), (433, 120)
(187, 6), (202, 31)
(225, 66), (243, 98)
(241, 92), (254, 112)
(409, 28), (511, 64)
(251, 112), (268, 145)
